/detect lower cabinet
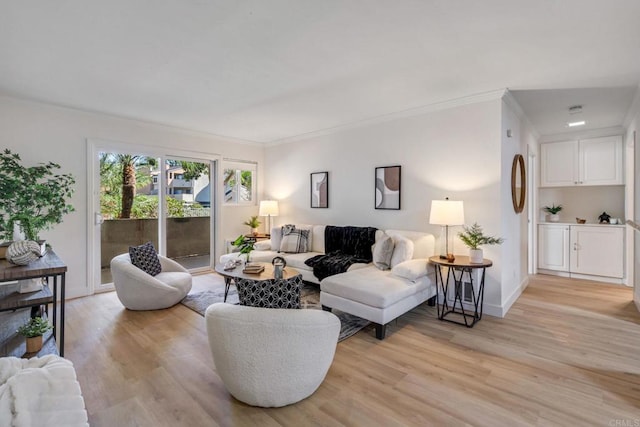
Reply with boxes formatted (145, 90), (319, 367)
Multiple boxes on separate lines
(538, 224), (624, 280)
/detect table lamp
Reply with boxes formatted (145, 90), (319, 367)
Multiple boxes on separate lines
(258, 200), (279, 235)
(429, 198), (464, 261)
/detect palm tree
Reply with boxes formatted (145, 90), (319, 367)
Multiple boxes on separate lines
(118, 154), (145, 219)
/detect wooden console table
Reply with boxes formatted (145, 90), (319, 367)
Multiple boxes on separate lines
(0, 250), (67, 356)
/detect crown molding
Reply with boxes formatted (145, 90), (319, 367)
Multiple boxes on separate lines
(266, 88), (508, 146)
(539, 125), (625, 143)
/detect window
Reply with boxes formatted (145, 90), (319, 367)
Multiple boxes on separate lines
(224, 161), (257, 205)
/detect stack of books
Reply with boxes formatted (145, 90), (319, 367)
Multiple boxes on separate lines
(243, 263), (265, 274)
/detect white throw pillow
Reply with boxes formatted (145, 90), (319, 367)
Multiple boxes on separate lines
(372, 234), (395, 270)
(390, 235), (414, 268)
(392, 259), (428, 282)
(254, 240), (272, 251)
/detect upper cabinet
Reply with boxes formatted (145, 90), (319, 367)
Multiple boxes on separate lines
(540, 135), (623, 187)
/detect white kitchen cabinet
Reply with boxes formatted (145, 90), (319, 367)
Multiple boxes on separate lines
(538, 224), (624, 281)
(570, 226), (624, 278)
(540, 136), (623, 187)
(538, 224), (570, 271)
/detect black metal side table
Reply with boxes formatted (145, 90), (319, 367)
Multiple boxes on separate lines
(429, 255), (492, 328)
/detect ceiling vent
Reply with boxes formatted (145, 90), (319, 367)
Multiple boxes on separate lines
(568, 105), (583, 114)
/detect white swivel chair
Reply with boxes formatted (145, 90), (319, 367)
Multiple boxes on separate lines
(205, 303), (340, 407)
(110, 253), (192, 310)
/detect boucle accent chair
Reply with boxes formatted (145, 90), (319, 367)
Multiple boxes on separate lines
(205, 302), (340, 407)
(110, 253), (192, 310)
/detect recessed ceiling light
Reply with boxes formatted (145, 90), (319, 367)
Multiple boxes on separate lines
(567, 120), (586, 127)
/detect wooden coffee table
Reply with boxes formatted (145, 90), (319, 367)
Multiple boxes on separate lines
(214, 262), (300, 303)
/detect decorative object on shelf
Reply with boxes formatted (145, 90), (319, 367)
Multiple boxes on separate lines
(243, 216), (262, 236)
(598, 212), (611, 224)
(576, 218), (586, 224)
(429, 198), (465, 261)
(543, 204), (563, 222)
(232, 235), (255, 262)
(6, 240), (42, 265)
(310, 171), (329, 208)
(375, 165), (401, 210)
(17, 316), (53, 353)
(258, 200), (279, 233)
(272, 256), (287, 279)
(511, 154), (526, 214)
(0, 149), (76, 242)
(458, 223), (504, 264)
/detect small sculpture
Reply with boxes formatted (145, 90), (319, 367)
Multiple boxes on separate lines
(598, 212), (611, 224)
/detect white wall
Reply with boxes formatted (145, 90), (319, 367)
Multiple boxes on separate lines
(538, 186), (625, 223)
(500, 98), (534, 313)
(0, 95), (264, 299)
(265, 98), (517, 316)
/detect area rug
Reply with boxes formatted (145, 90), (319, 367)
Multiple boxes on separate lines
(181, 283), (370, 342)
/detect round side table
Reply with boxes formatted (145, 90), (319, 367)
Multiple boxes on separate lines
(428, 255), (493, 328)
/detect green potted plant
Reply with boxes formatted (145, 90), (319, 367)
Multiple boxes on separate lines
(243, 216), (262, 236)
(458, 223), (504, 263)
(17, 316), (53, 353)
(543, 204), (562, 222)
(0, 149), (76, 243)
(232, 235), (255, 262)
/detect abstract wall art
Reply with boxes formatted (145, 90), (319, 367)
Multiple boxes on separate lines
(375, 165), (401, 210)
(310, 171), (329, 208)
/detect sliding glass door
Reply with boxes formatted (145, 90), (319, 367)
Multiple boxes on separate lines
(89, 141), (217, 293)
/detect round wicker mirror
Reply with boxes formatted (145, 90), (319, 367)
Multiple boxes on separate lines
(511, 154), (526, 214)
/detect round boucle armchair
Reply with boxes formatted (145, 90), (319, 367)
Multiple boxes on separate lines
(205, 302), (340, 407)
(110, 253), (192, 310)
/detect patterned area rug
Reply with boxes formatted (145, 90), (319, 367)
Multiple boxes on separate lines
(181, 283), (370, 342)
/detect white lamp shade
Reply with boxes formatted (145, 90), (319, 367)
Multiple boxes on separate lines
(429, 200), (464, 226)
(258, 200), (279, 217)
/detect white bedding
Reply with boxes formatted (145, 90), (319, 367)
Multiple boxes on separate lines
(0, 355), (88, 427)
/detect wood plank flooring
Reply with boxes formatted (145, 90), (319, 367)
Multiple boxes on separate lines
(65, 274), (640, 426)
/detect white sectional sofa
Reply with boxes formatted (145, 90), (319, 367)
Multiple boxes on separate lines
(220, 225), (437, 340)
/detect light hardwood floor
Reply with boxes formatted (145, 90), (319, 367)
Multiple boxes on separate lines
(65, 274), (640, 426)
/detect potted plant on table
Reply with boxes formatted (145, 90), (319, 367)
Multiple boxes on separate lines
(458, 223), (504, 264)
(243, 216), (262, 236)
(543, 204), (563, 222)
(17, 316), (53, 353)
(232, 235), (255, 263)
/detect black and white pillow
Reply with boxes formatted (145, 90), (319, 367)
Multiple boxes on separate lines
(236, 275), (302, 309)
(129, 242), (162, 276)
(279, 228), (310, 253)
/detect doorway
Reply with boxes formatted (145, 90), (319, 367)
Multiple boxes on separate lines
(87, 140), (218, 294)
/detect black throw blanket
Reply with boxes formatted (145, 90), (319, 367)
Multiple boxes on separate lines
(305, 226), (377, 281)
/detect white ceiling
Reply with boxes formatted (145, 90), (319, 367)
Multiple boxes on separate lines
(1, 1), (639, 143)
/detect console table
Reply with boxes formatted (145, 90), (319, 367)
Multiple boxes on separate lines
(429, 255), (492, 328)
(0, 250), (67, 356)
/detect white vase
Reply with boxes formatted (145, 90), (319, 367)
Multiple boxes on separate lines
(548, 214), (560, 222)
(469, 248), (483, 264)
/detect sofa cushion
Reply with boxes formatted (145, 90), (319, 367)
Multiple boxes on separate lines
(254, 240), (272, 251)
(390, 235), (414, 268)
(280, 228), (310, 253)
(247, 250), (279, 263)
(312, 225), (326, 253)
(391, 259), (428, 282)
(372, 234), (395, 270)
(129, 242), (162, 276)
(320, 265), (431, 309)
(281, 252), (321, 271)
(386, 230), (435, 259)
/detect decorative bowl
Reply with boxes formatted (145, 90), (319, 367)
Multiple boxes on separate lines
(576, 218), (586, 224)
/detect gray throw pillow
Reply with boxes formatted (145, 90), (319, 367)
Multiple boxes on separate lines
(372, 234), (395, 270)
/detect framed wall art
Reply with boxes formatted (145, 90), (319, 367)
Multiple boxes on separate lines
(310, 171), (328, 208)
(375, 165), (401, 210)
